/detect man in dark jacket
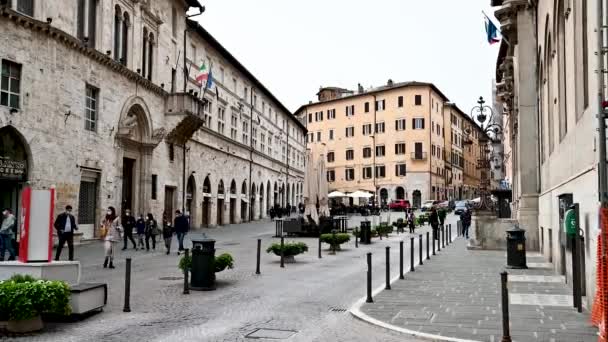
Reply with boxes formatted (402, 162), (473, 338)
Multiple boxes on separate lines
(429, 207), (440, 241)
(460, 208), (472, 239)
(122, 209), (137, 250)
(54, 205), (78, 261)
(174, 210), (189, 254)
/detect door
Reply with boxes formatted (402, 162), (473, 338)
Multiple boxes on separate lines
(241, 200), (247, 222)
(78, 178), (98, 239)
(415, 142), (423, 159)
(230, 198), (236, 224)
(122, 158), (135, 214)
(217, 199), (224, 225)
(164, 187), (175, 222)
(202, 197), (210, 227)
(412, 190), (422, 208)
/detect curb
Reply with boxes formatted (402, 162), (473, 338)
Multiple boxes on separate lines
(349, 237), (482, 342)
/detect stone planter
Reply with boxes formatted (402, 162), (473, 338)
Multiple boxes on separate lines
(284, 255), (296, 263)
(7, 316), (43, 333)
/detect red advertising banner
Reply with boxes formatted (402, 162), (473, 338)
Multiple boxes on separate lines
(18, 187), (31, 262)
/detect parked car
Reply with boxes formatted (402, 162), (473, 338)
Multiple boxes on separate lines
(454, 201), (468, 215)
(421, 200), (440, 211)
(437, 201), (450, 209)
(388, 199), (411, 211)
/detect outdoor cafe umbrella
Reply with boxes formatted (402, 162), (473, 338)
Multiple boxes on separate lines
(328, 191), (347, 198)
(303, 151), (319, 225)
(317, 156), (330, 217)
(348, 190), (374, 198)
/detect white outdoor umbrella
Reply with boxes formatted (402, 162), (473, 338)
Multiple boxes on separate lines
(348, 190), (373, 198)
(303, 151), (319, 225)
(328, 191), (347, 198)
(317, 157), (330, 217)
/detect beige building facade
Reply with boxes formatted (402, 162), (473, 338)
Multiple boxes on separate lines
(296, 81), (450, 207)
(0, 0), (305, 240)
(492, 0), (598, 307)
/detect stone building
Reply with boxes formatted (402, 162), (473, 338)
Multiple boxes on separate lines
(0, 0), (306, 240)
(444, 103), (467, 200)
(492, 0), (597, 307)
(296, 81), (451, 207)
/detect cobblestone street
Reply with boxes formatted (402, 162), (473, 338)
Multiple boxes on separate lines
(8, 212), (442, 342)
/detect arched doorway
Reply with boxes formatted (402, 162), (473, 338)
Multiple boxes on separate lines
(412, 190), (422, 209)
(229, 180), (237, 224)
(266, 181), (271, 214)
(291, 183), (295, 207)
(273, 182), (278, 207)
(186, 175), (196, 227)
(115, 99), (161, 218)
(217, 180), (225, 226)
(0, 126), (30, 243)
(259, 183), (265, 218)
(286, 183), (290, 207)
(202, 176), (211, 227)
(250, 183), (256, 220)
(380, 188), (389, 206)
(396, 186), (405, 200)
(241, 181), (248, 222)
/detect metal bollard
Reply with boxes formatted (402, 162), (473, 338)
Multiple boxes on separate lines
(124, 258), (132, 312)
(410, 237), (415, 272)
(385, 246), (391, 290)
(366, 253), (373, 303)
(572, 234), (582, 312)
(441, 226), (445, 249)
(426, 231), (430, 260)
(318, 235), (322, 259)
(437, 228), (441, 252)
(183, 250), (190, 294)
(355, 228), (359, 248)
(399, 240), (404, 279)
(449, 224), (452, 243)
(280, 236), (285, 268)
(419, 234), (423, 265)
(501, 272), (512, 342)
(432, 231), (436, 255)
(256, 239), (261, 275)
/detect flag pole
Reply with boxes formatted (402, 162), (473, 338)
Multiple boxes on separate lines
(482, 10), (511, 46)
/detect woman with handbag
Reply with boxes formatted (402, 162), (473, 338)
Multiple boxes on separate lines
(145, 213), (159, 251)
(100, 206), (121, 269)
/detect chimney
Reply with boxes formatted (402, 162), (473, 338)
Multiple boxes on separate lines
(358, 83), (364, 93)
(387, 79), (394, 87)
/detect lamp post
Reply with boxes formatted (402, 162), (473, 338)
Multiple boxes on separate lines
(465, 96), (503, 212)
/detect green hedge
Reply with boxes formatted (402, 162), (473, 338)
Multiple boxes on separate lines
(178, 253), (235, 273)
(266, 242), (308, 256)
(0, 275), (71, 321)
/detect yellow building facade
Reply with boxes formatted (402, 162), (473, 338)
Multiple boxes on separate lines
(296, 81), (450, 207)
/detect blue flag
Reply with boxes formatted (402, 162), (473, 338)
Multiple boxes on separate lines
(205, 68), (214, 89)
(485, 17), (500, 44)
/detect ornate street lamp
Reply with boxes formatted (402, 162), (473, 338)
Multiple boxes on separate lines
(464, 96), (503, 212)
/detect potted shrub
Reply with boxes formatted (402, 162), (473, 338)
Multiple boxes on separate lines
(178, 253), (235, 273)
(0, 275), (71, 333)
(320, 233), (351, 252)
(392, 219), (406, 233)
(266, 241), (308, 263)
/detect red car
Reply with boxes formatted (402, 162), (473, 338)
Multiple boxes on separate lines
(388, 200), (411, 211)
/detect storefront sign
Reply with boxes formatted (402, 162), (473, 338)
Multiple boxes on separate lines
(0, 158), (27, 181)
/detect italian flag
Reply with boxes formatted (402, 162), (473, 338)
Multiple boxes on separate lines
(195, 62), (209, 86)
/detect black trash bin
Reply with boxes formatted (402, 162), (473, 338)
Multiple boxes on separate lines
(190, 234), (217, 291)
(360, 220), (372, 244)
(506, 225), (527, 269)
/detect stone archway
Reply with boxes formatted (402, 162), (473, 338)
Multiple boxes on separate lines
(186, 174), (197, 227)
(250, 183), (257, 220)
(412, 190), (422, 209)
(266, 180), (271, 214)
(115, 97), (163, 217)
(380, 188), (389, 206)
(273, 182), (278, 207)
(259, 183), (265, 219)
(230, 179), (237, 224)
(241, 181), (248, 222)
(201, 176), (211, 227)
(217, 180), (225, 226)
(0, 126), (31, 241)
(396, 186), (405, 200)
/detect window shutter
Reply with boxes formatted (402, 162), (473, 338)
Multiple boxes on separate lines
(382, 100), (386, 109)
(421, 119), (425, 129)
(412, 118), (415, 128)
(375, 101), (378, 111)
(351, 105), (355, 115)
(395, 120), (398, 130)
(345, 106), (348, 116)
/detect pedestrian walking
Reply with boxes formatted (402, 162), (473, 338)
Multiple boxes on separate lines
(121, 209), (137, 251)
(429, 207), (440, 241)
(407, 210), (416, 234)
(135, 214), (146, 249)
(438, 208), (447, 227)
(0, 208), (16, 261)
(54, 205), (78, 261)
(162, 216), (174, 255)
(145, 213), (158, 251)
(460, 207), (472, 239)
(174, 210), (189, 254)
(101, 207), (121, 269)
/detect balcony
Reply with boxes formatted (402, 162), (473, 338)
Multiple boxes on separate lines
(410, 152), (428, 161)
(165, 93), (206, 145)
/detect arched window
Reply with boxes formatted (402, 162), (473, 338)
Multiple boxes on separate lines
(113, 5), (122, 61)
(121, 12), (130, 65)
(147, 33), (154, 80)
(142, 27), (148, 76)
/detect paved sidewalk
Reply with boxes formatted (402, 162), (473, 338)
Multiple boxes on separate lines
(353, 237), (598, 342)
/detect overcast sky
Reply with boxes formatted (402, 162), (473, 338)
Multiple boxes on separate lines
(193, 0), (500, 113)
